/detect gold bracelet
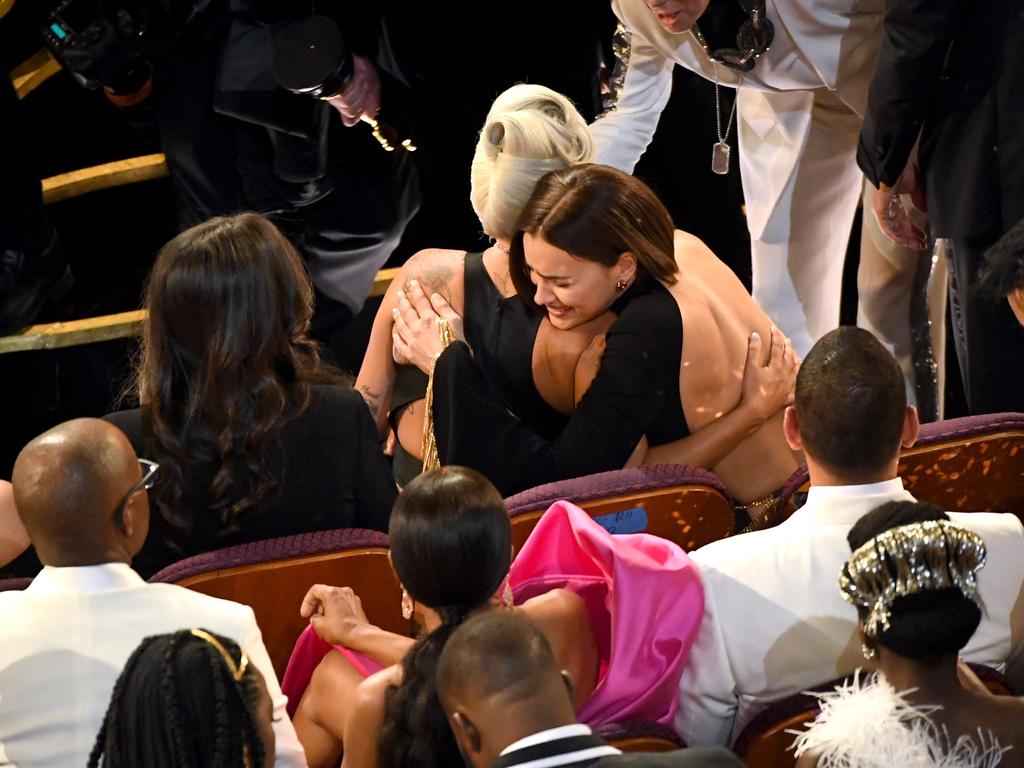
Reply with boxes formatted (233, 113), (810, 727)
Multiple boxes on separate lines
(421, 317), (457, 472)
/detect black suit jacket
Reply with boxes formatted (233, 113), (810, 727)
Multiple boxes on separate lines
(491, 733), (745, 768)
(857, 0), (1024, 240)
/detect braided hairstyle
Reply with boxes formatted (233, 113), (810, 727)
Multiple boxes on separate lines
(377, 467), (512, 768)
(87, 630), (270, 768)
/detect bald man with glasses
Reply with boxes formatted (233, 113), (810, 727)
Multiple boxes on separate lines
(0, 418), (307, 767)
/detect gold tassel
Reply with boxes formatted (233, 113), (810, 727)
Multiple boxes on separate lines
(421, 317), (457, 471)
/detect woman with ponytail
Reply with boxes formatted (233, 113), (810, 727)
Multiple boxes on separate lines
(284, 466), (704, 768)
(89, 629), (275, 768)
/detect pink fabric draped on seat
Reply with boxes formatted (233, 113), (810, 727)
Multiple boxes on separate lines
(282, 500), (705, 726)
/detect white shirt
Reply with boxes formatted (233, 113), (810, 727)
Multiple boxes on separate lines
(0, 562), (307, 767)
(676, 479), (1024, 746)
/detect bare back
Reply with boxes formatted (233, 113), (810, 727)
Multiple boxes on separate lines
(666, 231), (801, 501)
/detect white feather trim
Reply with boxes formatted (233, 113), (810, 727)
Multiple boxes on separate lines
(788, 671), (1009, 768)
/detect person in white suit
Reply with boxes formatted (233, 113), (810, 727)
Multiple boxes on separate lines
(0, 418), (308, 767)
(676, 326), (1024, 746)
(591, 0), (944, 411)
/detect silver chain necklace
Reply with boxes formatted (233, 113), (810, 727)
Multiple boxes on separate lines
(712, 62), (739, 175)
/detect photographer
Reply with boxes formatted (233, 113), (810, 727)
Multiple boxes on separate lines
(44, 0), (418, 331)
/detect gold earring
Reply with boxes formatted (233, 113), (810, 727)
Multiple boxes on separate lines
(502, 578), (514, 610)
(401, 588), (414, 620)
(616, 279), (628, 291)
(861, 642), (877, 661)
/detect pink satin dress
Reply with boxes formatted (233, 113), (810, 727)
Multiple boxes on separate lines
(281, 500), (705, 726)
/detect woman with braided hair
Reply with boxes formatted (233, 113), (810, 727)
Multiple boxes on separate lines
(283, 466), (703, 768)
(793, 501), (1024, 768)
(88, 629), (276, 768)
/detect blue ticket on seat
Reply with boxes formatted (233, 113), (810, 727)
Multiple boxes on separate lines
(593, 506), (648, 535)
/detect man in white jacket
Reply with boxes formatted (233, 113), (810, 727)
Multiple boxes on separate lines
(676, 327), (1024, 746)
(0, 418), (308, 767)
(592, 0), (943, 410)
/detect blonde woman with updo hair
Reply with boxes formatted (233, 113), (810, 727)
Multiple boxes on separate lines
(355, 84), (613, 486)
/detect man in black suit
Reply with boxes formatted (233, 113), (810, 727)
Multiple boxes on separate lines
(857, 0), (1024, 414)
(436, 612), (744, 768)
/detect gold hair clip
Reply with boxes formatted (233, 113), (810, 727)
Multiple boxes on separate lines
(839, 520), (987, 639)
(190, 628), (250, 682)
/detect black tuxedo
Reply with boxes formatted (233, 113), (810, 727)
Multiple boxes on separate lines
(491, 732), (745, 768)
(857, 0), (1024, 413)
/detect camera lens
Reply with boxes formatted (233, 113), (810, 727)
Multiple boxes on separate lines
(273, 16), (354, 99)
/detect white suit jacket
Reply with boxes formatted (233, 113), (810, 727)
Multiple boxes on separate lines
(590, 0), (883, 238)
(0, 563), (308, 767)
(676, 478), (1024, 746)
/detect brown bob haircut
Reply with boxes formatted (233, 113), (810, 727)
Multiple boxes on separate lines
(508, 164), (679, 304)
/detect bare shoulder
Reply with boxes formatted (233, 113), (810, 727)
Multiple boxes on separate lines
(673, 229), (713, 255)
(353, 664), (403, 711)
(520, 588), (589, 630)
(402, 248), (466, 299)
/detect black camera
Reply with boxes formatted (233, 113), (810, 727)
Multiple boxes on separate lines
(41, 0), (206, 91)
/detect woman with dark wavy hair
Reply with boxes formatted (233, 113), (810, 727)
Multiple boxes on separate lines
(106, 213), (396, 576)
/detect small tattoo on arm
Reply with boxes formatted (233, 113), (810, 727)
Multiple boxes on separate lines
(358, 384), (382, 418)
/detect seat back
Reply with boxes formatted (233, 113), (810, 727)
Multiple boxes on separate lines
(733, 664), (1015, 768)
(773, 413), (1024, 527)
(150, 529), (412, 679)
(900, 413), (1024, 519)
(505, 465), (735, 552)
(595, 720), (686, 753)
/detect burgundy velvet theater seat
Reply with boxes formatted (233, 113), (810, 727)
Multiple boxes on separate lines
(505, 464), (736, 553)
(773, 413), (1024, 527)
(150, 528), (412, 679)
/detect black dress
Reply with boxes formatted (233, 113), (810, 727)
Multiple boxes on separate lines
(433, 273), (688, 496)
(105, 384), (397, 578)
(388, 251), (570, 485)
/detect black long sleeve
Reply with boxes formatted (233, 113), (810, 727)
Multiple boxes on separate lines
(857, 0), (962, 187)
(433, 284), (684, 497)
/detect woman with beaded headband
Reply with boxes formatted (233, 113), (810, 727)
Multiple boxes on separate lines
(793, 501), (1023, 768)
(88, 629), (276, 768)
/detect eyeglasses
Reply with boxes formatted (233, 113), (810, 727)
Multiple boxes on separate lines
(114, 458), (159, 521)
(692, 0), (775, 73)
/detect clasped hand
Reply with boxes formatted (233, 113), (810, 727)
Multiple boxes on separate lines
(391, 279), (466, 371)
(300, 584), (371, 646)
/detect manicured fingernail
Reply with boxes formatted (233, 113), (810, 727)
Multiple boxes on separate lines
(392, 308), (399, 318)
(396, 290), (405, 300)
(751, 332), (760, 342)
(409, 280), (418, 289)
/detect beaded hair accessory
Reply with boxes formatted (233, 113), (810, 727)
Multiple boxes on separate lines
(839, 520), (987, 639)
(190, 628), (250, 682)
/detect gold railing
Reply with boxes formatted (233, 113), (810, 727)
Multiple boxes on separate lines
(2, 36), (398, 354)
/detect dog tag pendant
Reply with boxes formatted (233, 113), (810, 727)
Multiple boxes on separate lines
(712, 141), (731, 175)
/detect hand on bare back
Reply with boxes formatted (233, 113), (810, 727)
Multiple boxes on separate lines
(740, 325), (798, 421)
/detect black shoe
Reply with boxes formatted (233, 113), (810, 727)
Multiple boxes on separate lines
(0, 230), (73, 336)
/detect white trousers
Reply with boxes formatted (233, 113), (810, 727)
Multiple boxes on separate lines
(737, 87), (944, 409)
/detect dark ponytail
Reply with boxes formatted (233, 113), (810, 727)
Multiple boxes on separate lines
(377, 468), (511, 768)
